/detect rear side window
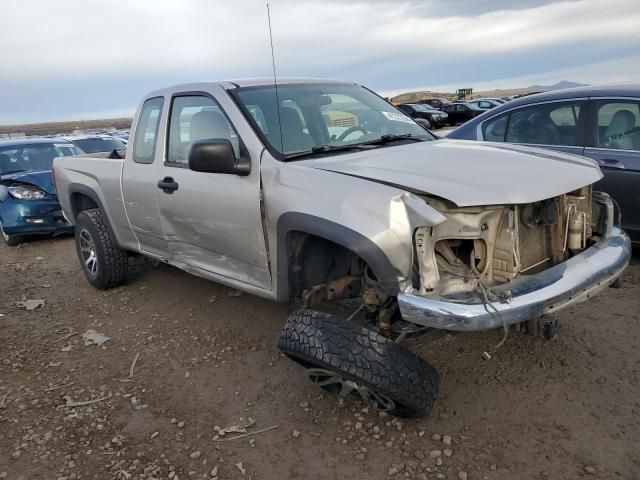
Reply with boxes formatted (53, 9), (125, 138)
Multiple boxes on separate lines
(133, 97), (164, 164)
(482, 101), (583, 146)
(482, 113), (508, 141)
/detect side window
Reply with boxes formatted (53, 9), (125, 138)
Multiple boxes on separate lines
(505, 101), (583, 146)
(167, 95), (240, 165)
(133, 97), (163, 164)
(595, 100), (640, 150)
(482, 113), (508, 141)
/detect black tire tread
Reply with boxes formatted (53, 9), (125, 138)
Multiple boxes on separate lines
(3, 234), (22, 246)
(76, 208), (127, 289)
(278, 309), (440, 417)
(1, 224), (21, 246)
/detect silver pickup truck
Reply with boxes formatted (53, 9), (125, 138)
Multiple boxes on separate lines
(54, 78), (631, 417)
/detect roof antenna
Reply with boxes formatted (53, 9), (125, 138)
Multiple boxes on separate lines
(266, 3), (285, 154)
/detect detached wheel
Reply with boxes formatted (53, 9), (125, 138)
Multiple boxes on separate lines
(1, 224), (22, 246)
(75, 208), (128, 289)
(278, 309), (440, 418)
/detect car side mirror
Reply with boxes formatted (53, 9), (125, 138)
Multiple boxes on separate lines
(188, 139), (250, 176)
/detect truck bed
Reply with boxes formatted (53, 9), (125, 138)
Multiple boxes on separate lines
(53, 154), (138, 249)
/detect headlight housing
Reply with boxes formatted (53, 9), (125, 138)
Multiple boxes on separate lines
(8, 186), (49, 200)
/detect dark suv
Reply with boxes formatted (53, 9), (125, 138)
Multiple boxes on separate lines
(448, 85), (640, 244)
(397, 103), (448, 129)
(416, 98), (452, 110)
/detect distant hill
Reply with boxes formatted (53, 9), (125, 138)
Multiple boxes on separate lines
(529, 80), (588, 91)
(0, 118), (132, 137)
(389, 80), (589, 105)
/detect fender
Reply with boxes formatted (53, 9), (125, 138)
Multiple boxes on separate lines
(67, 183), (124, 246)
(276, 212), (399, 302)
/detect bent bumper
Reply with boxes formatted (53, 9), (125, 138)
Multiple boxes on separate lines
(398, 227), (631, 331)
(0, 199), (72, 235)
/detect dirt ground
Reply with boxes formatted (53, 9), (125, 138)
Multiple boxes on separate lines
(1, 236), (639, 480)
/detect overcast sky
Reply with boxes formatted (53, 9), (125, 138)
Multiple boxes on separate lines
(1, 0), (639, 124)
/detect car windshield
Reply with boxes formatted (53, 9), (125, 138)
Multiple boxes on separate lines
(233, 83), (434, 158)
(72, 137), (126, 154)
(0, 143), (82, 175)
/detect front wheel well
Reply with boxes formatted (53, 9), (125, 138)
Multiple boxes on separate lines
(285, 231), (377, 302)
(70, 192), (99, 219)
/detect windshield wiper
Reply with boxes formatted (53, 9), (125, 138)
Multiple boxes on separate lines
(284, 144), (375, 161)
(360, 133), (424, 146)
(283, 134), (425, 161)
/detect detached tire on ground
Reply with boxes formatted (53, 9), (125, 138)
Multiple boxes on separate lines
(278, 309), (440, 418)
(75, 208), (128, 289)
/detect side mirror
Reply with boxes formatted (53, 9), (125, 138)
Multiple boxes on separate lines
(188, 139), (250, 176)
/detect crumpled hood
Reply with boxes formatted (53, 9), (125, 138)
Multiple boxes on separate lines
(0, 170), (56, 195)
(299, 139), (602, 206)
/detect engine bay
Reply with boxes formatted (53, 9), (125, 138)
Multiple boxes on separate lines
(414, 186), (606, 300)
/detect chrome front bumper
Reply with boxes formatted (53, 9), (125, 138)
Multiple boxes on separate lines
(398, 227), (631, 331)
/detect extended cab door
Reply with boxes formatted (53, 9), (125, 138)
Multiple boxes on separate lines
(121, 96), (170, 257)
(154, 88), (271, 290)
(584, 98), (640, 242)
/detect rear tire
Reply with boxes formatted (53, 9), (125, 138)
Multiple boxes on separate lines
(75, 208), (128, 289)
(278, 309), (440, 418)
(0, 224), (21, 246)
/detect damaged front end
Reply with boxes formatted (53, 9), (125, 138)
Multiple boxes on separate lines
(399, 187), (631, 331)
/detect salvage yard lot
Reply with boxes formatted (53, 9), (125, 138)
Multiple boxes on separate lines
(1, 237), (639, 480)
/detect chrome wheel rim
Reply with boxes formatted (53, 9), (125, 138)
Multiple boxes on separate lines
(79, 229), (98, 275)
(307, 368), (396, 411)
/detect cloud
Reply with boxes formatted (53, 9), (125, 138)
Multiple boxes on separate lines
(0, 0), (638, 123)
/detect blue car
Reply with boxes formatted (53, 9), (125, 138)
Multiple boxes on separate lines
(0, 138), (83, 246)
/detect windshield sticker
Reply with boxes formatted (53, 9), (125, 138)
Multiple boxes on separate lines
(382, 111), (414, 123)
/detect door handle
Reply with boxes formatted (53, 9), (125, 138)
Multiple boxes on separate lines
(158, 177), (179, 193)
(598, 159), (626, 170)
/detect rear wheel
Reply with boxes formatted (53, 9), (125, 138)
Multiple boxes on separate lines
(0, 224), (21, 246)
(75, 208), (128, 289)
(278, 309), (440, 418)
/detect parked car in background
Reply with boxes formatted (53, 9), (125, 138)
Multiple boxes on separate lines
(397, 103), (449, 129)
(441, 102), (484, 125)
(477, 97), (507, 104)
(467, 99), (502, 110)
(416, 97), (452, 110)
(115, 132), (130, 144)
(54, 78), (630, 417)
(0, 138), (82, 245)
(66, 134), (126, 154)
(449, 85), (640, 244)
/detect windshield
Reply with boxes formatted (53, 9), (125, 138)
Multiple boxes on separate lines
(72, 137), (126, 154)
(0, 143), (82, 175)
(233, 83), (434, 158)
